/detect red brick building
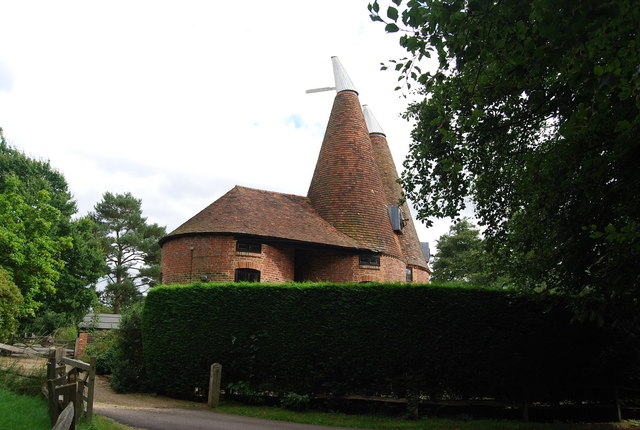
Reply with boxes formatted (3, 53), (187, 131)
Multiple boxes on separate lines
(160, 57), (431, 284)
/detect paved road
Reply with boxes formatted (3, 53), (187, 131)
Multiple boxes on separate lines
(94, 404), (364, 430)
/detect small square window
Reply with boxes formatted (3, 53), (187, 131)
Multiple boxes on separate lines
(235, 268), (260, 282)
(236, 241), (261, 253)
(359, 254), (380, 267)
(406, 266), (413, 282)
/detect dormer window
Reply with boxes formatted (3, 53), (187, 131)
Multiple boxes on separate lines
(387, 206), (406, 232)
(236, 241), (261, 253)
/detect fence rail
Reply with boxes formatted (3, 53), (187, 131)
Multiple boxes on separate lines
(0, 343), (95, 430)
(45, 348), (96, 429)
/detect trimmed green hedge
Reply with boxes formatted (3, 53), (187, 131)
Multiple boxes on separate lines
(143, 283), (634, 402)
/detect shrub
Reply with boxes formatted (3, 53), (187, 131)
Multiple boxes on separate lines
(227, 381), (264, 405)
(143, 283), (637, 403)
(109, 301), (148, 393)
(85, 330), (118, 375)
(26, 311), (74, 337)
(281, 392), (310, 411)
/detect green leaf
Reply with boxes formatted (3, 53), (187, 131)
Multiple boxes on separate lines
(385, 23), (400, 33)
(387, 6), (399, 22)
(594, 64), (604, 75)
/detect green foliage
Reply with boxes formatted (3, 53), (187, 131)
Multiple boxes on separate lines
(280, 392), (310, 411)
(83, 305), (147, 392)
(143, 283), (636, 403)
(85, 330), (119, 375)
(0, 173), (69, 317)
(90, 192), (166, 313)
(369, 0), (640, 331)
(44, 216), (106, 324)
(53, 324), (78, 342)
(26, 311), (75, 337)
(0, 266), (23, 342)
(108, 302), (148, 392)
(0, 136), (105, 328)
(432, 218), (509, 287)
(227, 381), (265, 405)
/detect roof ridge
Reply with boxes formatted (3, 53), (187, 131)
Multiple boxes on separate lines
(233, 184), (307, 200)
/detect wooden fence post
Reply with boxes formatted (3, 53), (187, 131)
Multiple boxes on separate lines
(522, 384), (530, 421)
(52, 402), (74, 430)
(614, 386), (622, 422)
(55, 347), (64, 364)
(47, 349), (58, 425)
(86, 356), (96, 423)
(208, 363), (222, 408)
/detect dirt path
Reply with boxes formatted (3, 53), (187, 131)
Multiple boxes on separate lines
(94, 375), (208, 410)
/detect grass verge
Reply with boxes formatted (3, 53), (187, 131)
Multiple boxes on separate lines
(0, 388), (139, 430)
(0, 388), (50, 429)
(215, 402), (640, 430)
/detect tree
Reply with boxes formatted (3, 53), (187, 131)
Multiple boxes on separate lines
(32, 216), (107, 332)
(0, 172), (70, 318)
(0, 266), (22, 342)
(432, 218), (508, 287)
(369, 0), (640, 329)
(1, 136), (105, 329)
(90, 192), (165, 313)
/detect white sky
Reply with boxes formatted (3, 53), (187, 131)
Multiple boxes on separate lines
(0, 0), (460, 254)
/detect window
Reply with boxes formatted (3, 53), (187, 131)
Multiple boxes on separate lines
(406, 266), (413, 282)
(359, 254), (380, 267)
(236, 241), (261, 253)
(234, 268), (260, 282)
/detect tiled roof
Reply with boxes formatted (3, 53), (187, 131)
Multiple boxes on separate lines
(307, 90), (403, 257)
(370, 132), (429, 268)
(162, 186), (364, 250)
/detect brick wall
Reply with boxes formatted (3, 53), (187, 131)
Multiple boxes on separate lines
(161, 235), (295, 284)
(411, 265), (431, 283)
(294, 248), (415, 283)
(162, 234), (428, 285)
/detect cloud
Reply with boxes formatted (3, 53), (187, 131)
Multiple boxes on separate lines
(285, 114), (304, 129)
(0, 61), (14, 92)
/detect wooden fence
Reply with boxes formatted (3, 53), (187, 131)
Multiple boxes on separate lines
(0, 343), (95, 430)
(45, 347), (96, 429)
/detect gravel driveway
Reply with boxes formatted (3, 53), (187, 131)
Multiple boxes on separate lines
(94, 376), (364, 430)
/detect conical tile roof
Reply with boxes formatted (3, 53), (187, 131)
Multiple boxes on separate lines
(364, 105), (429, 268)
(307, 68), (402, 257)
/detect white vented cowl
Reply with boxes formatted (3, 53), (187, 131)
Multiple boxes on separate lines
(331, 56), (358, 94)
(362, 104), (385, 136)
